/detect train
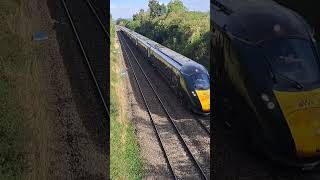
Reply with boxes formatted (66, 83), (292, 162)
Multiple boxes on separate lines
(118, 25), (210, 115)
(211, 0), (320, 169)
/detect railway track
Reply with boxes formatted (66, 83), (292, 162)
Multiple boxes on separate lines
(193, 115), (210, 135)
(118, 31), (209, 179)
(60, 0), (109, 119)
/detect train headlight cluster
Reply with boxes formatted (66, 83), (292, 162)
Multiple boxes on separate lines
(261, 93), (275, 110)
(192, 91), (197, 97)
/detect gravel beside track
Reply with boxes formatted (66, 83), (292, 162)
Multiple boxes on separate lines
(117, 33), (173, 179)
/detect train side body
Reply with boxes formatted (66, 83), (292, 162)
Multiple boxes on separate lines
(118, 25), (210, 114)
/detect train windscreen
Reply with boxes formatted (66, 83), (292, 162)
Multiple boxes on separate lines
(262, 38), (320, 85)
(191, 73), (210, 90)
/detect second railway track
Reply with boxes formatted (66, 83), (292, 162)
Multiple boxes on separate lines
(61, 0), (109, 119)
(118, 30), (210, 179)
(47, 0), (109, 178)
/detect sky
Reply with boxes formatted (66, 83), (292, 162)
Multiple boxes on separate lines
(111, 0), (209, 20)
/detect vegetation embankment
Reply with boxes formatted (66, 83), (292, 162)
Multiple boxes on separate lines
(117, 0), (210, 70)
(110, 16), (144, 179)
(1, 0), (51, 179)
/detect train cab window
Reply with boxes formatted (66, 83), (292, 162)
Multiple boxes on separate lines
(191, 73), (210, 90)
(262, 38), (320, 85)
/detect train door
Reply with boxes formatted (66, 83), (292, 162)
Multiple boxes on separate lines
(224, 38), (236, 87)
(156, 56), (171, 83)
(147, 48), (156, 67)
(212, 28), (226, 81)
(179, 74), (189, 104)
(164, 63), (172, 83)
(147, 47), (151, 58)
(212, 24), (234, 120)
(224, 38), (244, 107)
(171, 70), (180, 94)
(225, 39), (256, 125)
(210, 27), (216, 94)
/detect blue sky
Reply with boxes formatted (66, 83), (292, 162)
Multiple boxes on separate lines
(111, 0), (209, 19)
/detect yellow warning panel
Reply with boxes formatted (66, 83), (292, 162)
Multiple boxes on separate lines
(196, 89), (210, 112)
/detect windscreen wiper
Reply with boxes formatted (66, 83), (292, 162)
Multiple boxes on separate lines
(273, 71), (304, 90)
(263, 54), (304, 90)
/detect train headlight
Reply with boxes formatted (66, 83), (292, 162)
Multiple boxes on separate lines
(261, 93), (270, 102)
(192, 91), (197, 97)
(261, 93), (275, 110)
(267, 102), (275, 110)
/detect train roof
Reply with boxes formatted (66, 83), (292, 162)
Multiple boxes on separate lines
(120, 26), (193, 67)
(212, 0), (312, 44)
(180, 62), (209, 76)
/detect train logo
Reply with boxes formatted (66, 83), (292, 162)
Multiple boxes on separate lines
(298, 99), (313, 108)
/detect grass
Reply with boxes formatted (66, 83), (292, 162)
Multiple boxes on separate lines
(110, 20), (144, 179)
(0, 1), (27, 179)
(0, 0), (51, 179)
(0, 68), (25, 180)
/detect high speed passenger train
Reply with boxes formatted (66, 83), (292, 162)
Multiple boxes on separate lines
(119, 26), (210, 114)
(212, 0), (320, 169)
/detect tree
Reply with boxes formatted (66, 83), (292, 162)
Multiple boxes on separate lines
(110, 14), (115, 41)
(167, 0), (187, 14)
(116, 18), (130, 26)
(133, 9), (145, 21)
(148, 0), (165, 18)
(160, 3), (167, 15)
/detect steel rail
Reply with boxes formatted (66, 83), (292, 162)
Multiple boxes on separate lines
(85, 0), (109, 38)
(120, 32), (209, 180)
(61, 0), (109, 118)
(193, 115), (210, 136)
(118, 32), (177, 180)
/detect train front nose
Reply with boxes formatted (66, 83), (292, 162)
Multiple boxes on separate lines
(286, 108), (320, 157)
(195, 89), (210, 113)
(274, 90), (320, 158)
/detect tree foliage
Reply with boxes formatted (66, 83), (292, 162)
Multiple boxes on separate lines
(117, 0), (210, 69)
(110, 14), (115, 43)
(148, 0), (166, 18)
(116, 18), (130, 26)
(167, 0), (187, 14)
(133, 9), (145, 21)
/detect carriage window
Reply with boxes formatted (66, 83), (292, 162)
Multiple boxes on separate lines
(262, 38), (320, 84)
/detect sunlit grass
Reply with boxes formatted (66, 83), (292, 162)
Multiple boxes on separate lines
(110, 19), (144, 179)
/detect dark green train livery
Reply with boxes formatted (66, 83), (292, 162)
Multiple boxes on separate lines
(211, 0), (320, 169)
